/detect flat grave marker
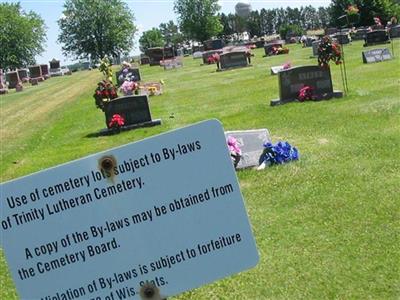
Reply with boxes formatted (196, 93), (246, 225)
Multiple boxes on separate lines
(271, 65), (343, 106)
(362, 48), (392, 63)
(0, 120), (259, 299)
(162, 57), (183, 70)
(225, 129), (271, 169)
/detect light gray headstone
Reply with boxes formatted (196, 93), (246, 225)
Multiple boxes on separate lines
(225, 129), (271, 169)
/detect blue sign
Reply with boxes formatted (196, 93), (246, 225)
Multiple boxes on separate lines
(1, 120), (259, 299)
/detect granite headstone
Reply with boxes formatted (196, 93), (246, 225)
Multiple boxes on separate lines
(29, 65), (44, 82)
(219, 51), (249, 71)
(202, 50), (223, 64)
(104, 95), (161, 130)
(264, 42), (283, 56)
(224, 129), (271, 169)
(334, 33), (350, 44)
(17, 69), (29, 82)
(146, 48), (164, 66)
(40, 64), (50, 79)
(204, 39), (224, 51)
(140, 56), (150, 65)
(6, 71), (20, 89)
(271, 66), (343, 106)
(364, 30), (390, 46)
(312, 40), (321, 57)
(352, 28), (369, 40)
(389, 25), (400, 39)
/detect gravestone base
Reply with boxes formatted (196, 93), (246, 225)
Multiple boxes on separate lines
(217, 64), (252, 72)
(15, 84), (23, 92)
(0, 89), (8, 95)
(98, 119), (162, 136)
(270, 90), (343, 106)
(31, 78), (39, 85)
(31, 77), (44, 83)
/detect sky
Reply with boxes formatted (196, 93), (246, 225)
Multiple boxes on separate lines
(2, 0), (331, 65)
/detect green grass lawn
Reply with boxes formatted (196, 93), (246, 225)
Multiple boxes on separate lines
(1, 40), (399, 299)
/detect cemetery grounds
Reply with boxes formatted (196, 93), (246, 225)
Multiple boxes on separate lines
(0, 39), (399, 299)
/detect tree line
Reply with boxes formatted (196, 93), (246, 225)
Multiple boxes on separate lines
(1, 0), (399, 69)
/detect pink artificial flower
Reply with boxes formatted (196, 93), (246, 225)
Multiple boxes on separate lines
(227, 136), (242, 155)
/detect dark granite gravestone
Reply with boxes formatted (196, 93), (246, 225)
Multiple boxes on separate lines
(146, 48), (164, 66)
(224, 129), (271, 169)
(255, 40), (265, 48)
(116, 68), (141, 86)
(270, 66), (343, 106)
(40, 64), (50, 79)
(362, 48), (392, 63)
(49, 59), (60, 69)
(364, 30), (390, 46)
(6, 71), (21, 89)
(202, 50), (223, 64)
(103, 95), (161, 130)
(325, 28), (338, 35)
(162, 57), (183, 70)
(192, 45), (204, 53)
(163, 47), (175, 60)
(204, 39), (224, 51)
(264, 42), (283, 56)
(334, 33), (350, 44)
(17, 69), (29, 82)
(82, 62), (90, 70)
(29, 65), (43, 82)
(140, 56), (150, 65)
(352, 28), (369, 40)
(389, 25), (400, 39)
(218, 51), (249, 71)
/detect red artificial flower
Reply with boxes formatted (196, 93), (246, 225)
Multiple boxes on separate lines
(108, 114), (125, 128)
(298, 86), (314, 102)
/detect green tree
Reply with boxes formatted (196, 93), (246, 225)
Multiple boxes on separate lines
(159, 20), (185, 46)
(174, 0), (222, 42)
(139, 28), (164, 52)
(329, 0), (400, 27)
(0, 3), (46, 69)
(58, 0), (137, 62)
(279, 24), (304, 40)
